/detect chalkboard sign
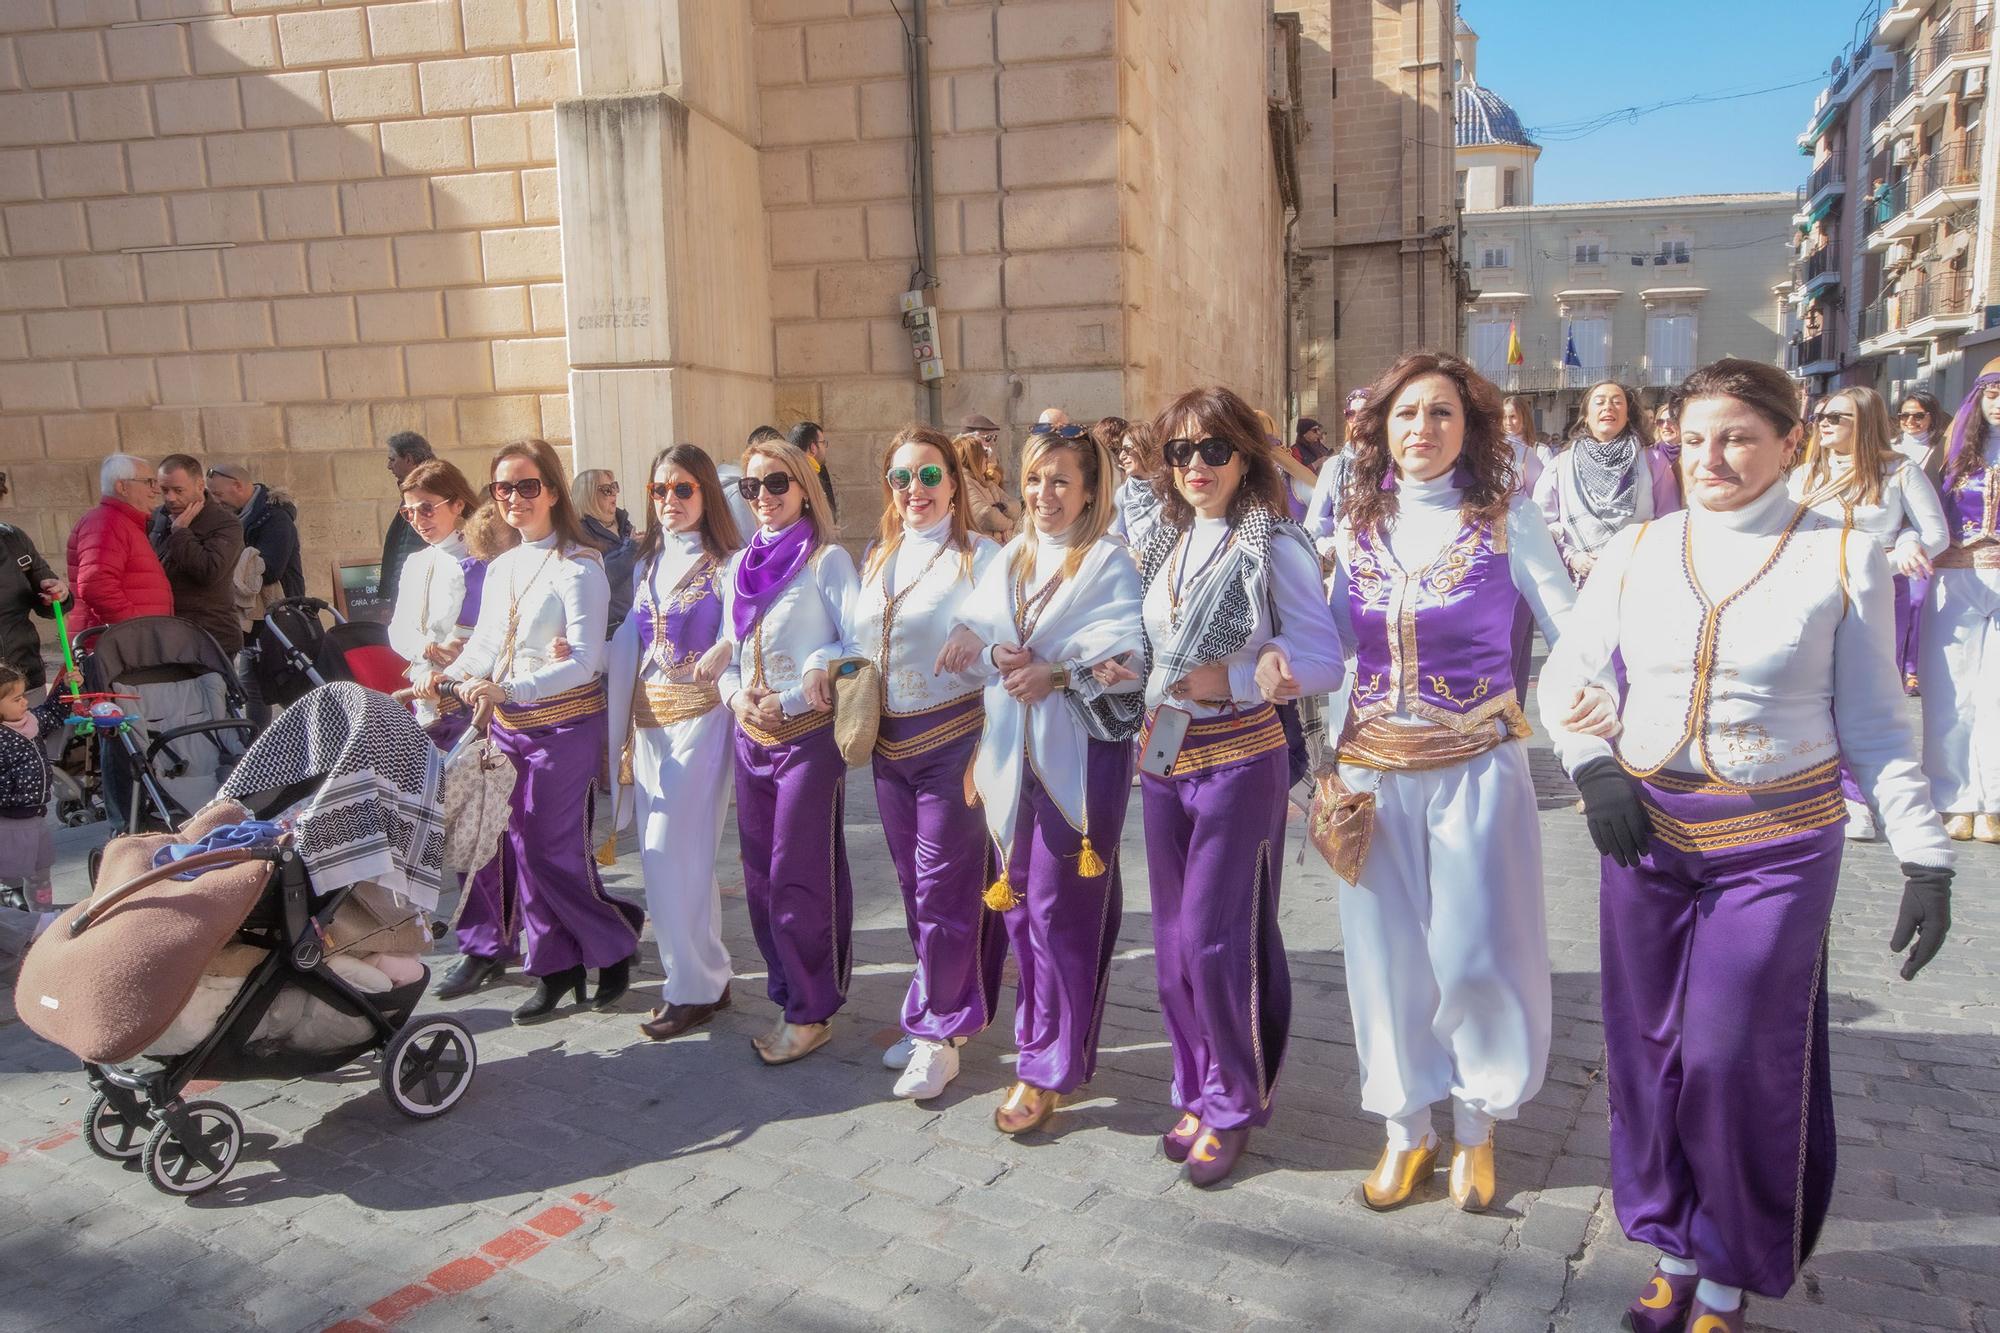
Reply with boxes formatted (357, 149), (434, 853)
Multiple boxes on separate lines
(334, 560), (393, 625)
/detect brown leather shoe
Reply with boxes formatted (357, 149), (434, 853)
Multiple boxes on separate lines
(638, 985), (732, 1041)
(754, 1019), (832, 1065)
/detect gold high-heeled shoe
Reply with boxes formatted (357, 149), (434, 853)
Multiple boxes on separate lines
(1447, 1133), (1495, 1212)
(1359, 1138), (1438, 1210)
(993, 1081), (1058, 1135)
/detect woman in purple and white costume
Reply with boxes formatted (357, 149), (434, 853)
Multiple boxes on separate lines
(1129, 385), (1345, 1187)
(1788, 386), (1947, 841)
(1921, 370), (2000, 842)
(430, 439), (644, 1024)
(1542, 358), (1953, 1333)
(1325, 352), (1590, 1215)
(947, 426), (1144, 1137)
(389, 458), (512, 1002)
(848, 425), (1006, 1102)
(718, 438), (861, 1067)
(1533, 379), (1680, 584)
(1892, 390), (1948, 693)
(605, 444), (743, 1043)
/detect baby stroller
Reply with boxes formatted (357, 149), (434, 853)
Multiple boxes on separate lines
(253, 597), (408, 708)
(63, 617), (257, 843)
(14, 684), (474, 1198)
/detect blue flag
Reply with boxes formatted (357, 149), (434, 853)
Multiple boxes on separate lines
(1562, 327), (1582, 368)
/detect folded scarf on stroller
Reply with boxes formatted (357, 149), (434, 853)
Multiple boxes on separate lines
(151, 820), (287, 879)
(219, 683), (445, 911)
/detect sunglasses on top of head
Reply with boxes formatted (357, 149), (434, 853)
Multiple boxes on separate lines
(886, 463), (946, 491)
(1163, 437), (1239, 469)
(490, 478), (544, 501)
(736, 473), (796, 500)
(646, 480), (696, 501)
(1029, 422), (1085, 439)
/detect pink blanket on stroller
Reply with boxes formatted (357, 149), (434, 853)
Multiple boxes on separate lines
(14, 802), (271, 1063)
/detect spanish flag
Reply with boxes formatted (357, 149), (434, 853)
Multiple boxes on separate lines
(1506, 319), (1524, 367)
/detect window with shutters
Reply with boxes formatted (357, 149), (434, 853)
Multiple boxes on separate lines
(1565, 316), (1610, 386)
(1646, 311), (1698, 385)
(1503, 169), (1520, 206)
(1479, 244), (1513, 270)
(1470, 320), (1512, 379)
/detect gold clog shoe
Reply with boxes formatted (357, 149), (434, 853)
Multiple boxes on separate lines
(1447, 1133), (1495, 1212)
(1975, 813), (2000, 844)
(754, 1020), (831, 1065)
(1358, 1138), (1438, 1210)
(1945, 813), (1975, 841)
(993, 1081), (1059, 1135)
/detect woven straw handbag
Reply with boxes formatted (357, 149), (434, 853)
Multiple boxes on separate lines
(828, 656), (882, 767)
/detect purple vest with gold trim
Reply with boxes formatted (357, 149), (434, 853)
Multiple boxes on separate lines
(1345, 518), (1528, 733)
(1947, 465), (1999, 546)
(636, 556), (724, 673)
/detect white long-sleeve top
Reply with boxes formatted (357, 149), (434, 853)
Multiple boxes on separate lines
(847, 520), (1001, 713)
(1141, 515), (1346, 716)
(1539, 479), (1951, 867)
(1327, 474), (1578, 725)
(446, 532), (609, 703)
(387, 532), (469, 724)
(718, 527), (860, 720)
(1303, 446), (1355, 549)
(1788, 453), (1949, 563)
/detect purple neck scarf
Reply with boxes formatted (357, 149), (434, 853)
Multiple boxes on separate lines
(731, 519), (814, 640)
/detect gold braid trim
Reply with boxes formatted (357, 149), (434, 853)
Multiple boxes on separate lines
(1335, 714), (1512, 773)
(1638, 758), (1841, 796)
(493, 679), (606, 732)
(1643, 789), (1847, 854)
(873, 705), (982, 761)
(1932, 543), (2000, 569)
(1139, 705), (1288, 777)
(633, 681), (722, 729)
(740, 708), (834, 748)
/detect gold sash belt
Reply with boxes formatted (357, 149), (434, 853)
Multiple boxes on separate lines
(874, 704), (982, 762)
(493, 679), (606, 732)
(1335, 715), (1512, 773)
(634, 680), (721, 729)
(1645, 789), (1847, 854)
(1933, 544), (2000, 570)
(741, 708), (834, 749)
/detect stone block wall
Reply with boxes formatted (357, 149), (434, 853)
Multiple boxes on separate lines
(0, 0), (576, 591)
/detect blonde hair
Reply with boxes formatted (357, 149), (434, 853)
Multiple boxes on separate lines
(864, 425), (977, 585)
(1800, 384), (1897, 508)
(1008, 431), (1116, 582)
(462, 501), (520, 561)
(952, 432), (1004, 487)
(739, 439), (836, 554)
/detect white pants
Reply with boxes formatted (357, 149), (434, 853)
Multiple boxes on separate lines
(631, 707), (735, 1005)
(1921, 565), (2000, 814)
(1336, 742), (1551, 1146)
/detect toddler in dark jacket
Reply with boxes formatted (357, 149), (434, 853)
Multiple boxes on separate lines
(0, 662), (77, 920)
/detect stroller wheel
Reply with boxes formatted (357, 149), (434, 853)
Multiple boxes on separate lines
(83, 1090), (147, 1162)
(141, 1100), (242, 1196)
(380, 1016), (477, 1120)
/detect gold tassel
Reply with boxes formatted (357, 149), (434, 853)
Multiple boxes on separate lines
(595, 830), (619, 866)
(618, 736), (635, 787)
(1076, 836), (1106, 878)
(983, 873), (1019, 912)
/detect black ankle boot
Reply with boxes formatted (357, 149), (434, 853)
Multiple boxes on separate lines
(433, 954), (506, 1001)
(591, 956), (633, 1012)
(512, 966), (587, 1024)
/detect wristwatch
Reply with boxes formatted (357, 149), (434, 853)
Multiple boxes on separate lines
(1048, 663), (1071, 692)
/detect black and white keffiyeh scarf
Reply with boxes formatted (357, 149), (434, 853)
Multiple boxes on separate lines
(1137, 504), (1315, 695)
(219, 682), (446, 910)
(1568, 427), (1643, 549)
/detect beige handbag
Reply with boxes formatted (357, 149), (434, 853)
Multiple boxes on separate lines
(440, 701), (515, 875)
(828, 656), (882, 768)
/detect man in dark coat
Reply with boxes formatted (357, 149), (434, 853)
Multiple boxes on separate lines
(207, 462), (302, 724)
(380, 431), (434, 605)
(0, 471), (68, 698)
(148, 454), (246, 657)
(788, 420), (837, 522)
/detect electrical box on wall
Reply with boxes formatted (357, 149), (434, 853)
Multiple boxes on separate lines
(902, 288), (946, 382)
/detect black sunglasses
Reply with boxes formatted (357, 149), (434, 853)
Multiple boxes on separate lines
(1899, 410), (1930, 421)
(1814, 410), (1852, 425)
(737, 473), (796, 500)
(490, 478), (544, 501)
(1029, 422), (1085, 439)
(1164, 437), (1239, 468)
(647, 481), (696, 501)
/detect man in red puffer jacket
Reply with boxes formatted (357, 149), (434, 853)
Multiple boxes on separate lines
(66, 454), (173, 634)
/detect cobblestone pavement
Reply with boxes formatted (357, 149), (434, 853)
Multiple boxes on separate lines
(2, 688), (1995, 1333)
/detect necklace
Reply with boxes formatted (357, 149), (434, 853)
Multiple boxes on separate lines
(491, 545), (559, 682)
(878, 539), (954, 687)
(1013, 558), (1065, 642)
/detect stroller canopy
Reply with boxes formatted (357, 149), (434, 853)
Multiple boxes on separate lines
(84, 616), (243, 696)
(219, 683), (445, 911)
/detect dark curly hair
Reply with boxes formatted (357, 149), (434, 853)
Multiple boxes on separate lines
(1147, 387), (1292, 530)
(1340, 351), (1512, 533)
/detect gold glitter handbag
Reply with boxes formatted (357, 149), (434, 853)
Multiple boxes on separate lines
(1306, 768), (1375, 883)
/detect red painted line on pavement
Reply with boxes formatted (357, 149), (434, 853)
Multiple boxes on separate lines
(322, 1192), (614, 1331)
(0, 1129), (79, 1167)
(184, 1079), (222, 1095)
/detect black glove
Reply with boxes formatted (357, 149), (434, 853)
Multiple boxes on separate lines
(1891, 862), (1952, 980)
(1572, 757), (1651, 868)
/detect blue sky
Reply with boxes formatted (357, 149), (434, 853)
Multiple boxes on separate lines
(1463, 0), (1878, 204)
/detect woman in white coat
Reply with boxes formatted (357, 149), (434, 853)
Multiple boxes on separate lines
(606, 444), (743, 1041)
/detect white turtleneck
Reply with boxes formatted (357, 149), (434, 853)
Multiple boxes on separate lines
(1788, 451), (1948, 562)
(445, 529), (609, 703)
(847, 518), (1000, 712)
(1541, 479), (1951, 866)
(1327, 472), (1576, 705)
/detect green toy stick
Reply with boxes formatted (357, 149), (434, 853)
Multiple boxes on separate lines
(52, 598), (78, 697)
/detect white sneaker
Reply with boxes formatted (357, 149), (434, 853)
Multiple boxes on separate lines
(882, 1034), (917, 1069)
(892, 1038), (959, 1101)
(1844, 799), (1877, 841)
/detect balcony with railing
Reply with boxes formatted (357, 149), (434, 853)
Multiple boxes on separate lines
(1859, 269), (1976, 350)
(1919, 7), (1990, 98)
(1803, 157), (1846, 212)
(1909, 138), (1981, 219)
(1788, 331), (1836, 372)
(1865, 174), (1912, 248)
